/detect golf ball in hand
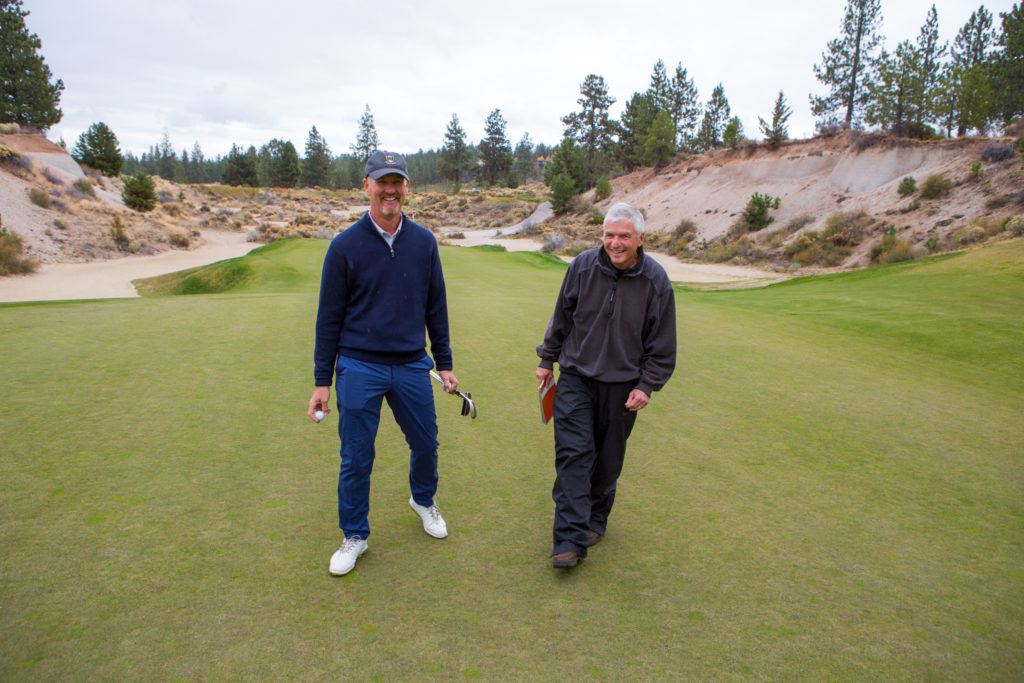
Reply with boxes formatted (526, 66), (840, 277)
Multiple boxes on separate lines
(315, 410), (325, 422)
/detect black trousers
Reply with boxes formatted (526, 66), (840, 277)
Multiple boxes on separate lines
(551, 371), (638, 556)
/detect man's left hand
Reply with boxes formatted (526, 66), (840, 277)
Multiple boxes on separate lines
(439, 370), (458, 394)
(625, 388), (650, 411)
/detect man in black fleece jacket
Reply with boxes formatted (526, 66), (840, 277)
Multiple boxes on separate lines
(309, 151), (458, 576)
(536, 202), (676, 568)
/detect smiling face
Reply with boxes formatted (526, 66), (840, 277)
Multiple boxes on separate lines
(603, 219), (643, 269)
(364, 173), (408, 227)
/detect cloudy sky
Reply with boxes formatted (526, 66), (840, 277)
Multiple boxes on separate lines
(24, 0), (1015, 159)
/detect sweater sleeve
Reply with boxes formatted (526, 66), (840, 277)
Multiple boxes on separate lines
(536, 261), (578, 369)
(424, 241), (453, 371)
(313, 241), (348, 386)
(635, 280), (677, 396)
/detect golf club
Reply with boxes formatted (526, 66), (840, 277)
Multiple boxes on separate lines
(429, 370), (477, 419)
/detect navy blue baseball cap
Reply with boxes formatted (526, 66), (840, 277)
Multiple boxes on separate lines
(364, 150), (409, 181)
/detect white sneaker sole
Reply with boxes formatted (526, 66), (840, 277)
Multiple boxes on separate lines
(329, 544), (367, 576)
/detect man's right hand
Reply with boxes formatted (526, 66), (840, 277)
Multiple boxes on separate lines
(536, 366), (553, 388)
(308, 386), (331, 423)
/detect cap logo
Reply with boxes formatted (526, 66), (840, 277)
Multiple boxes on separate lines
(385, 154), (396, 165)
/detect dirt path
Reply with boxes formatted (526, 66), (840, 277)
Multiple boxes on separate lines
(0, 231), (255, 303)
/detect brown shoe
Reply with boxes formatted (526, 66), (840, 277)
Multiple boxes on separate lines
(551, 551), (581, 568)
(586, 531), (602, 547)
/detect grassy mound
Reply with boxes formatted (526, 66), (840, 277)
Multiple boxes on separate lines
(133, 239), (323, 296)
(1, 239), (1021, 679)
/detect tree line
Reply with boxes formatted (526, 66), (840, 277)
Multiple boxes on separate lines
(3, 0), (1022, 200)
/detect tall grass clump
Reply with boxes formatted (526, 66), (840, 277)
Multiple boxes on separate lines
(109, 216), (130, 251)
(1006, 215), (1024, 236)
(784, 210), (876, 267)
(0, 227), (38, 275)
(28, 187), (52, 209)
(920, 174), (952, 199)
(870, 228), (916, 264)
(72, 177), (95, 198)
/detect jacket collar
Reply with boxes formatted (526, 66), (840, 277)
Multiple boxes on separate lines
(596, 244), (645, 277)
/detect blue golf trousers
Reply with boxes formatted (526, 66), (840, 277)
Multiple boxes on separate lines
(335, 354), (439, 539)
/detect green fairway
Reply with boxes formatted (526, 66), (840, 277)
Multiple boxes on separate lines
(1, 239), (1022, 680)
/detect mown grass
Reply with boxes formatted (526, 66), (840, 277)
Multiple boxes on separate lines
(1, 239), (1022, 680)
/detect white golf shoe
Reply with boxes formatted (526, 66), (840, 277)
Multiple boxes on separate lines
(409, 497), (448, 538)
(329, 535), (367, 576)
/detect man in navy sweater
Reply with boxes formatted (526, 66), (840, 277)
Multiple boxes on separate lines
(309, 150), (458, 576)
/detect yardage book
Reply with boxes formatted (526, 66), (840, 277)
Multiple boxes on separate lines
(538, 375), (556, 424)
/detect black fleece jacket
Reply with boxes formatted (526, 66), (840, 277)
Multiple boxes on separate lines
(536, 246), (676, 395)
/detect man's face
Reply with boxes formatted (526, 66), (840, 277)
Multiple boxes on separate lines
(364, 173), (408, 220)
(603, 219), (643, 269)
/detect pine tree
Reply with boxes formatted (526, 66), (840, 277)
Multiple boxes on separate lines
(648, 60), (700, 151)
(187, 141), (205, 183)
(915, 5), (948, 134)
(0, 0), (63, 129)
(71, 122), (123, 177)
(946, 6), (997, 135)
(478, 108), (512, 186)
(258, 139), (300, 188)
(810, 0), (885, 129)
(156, 131), (179, 181)
(643, 110), (676, 168)
(512, 132), (536, 185)
(301, 125), (332, 188)
(866, 41), (924, 135)
(758, 91), (793, 143)
(991, 3), (1024, 126)
(618, 92), (658, 171)
(122, 169), (156, 212)
(722, 116), (745, 149)
(350, 105), (379, 164)
(438, 113), (473, 186)
(543, 137), (587, 193)
(561, 74), (617, 185)
(695, 84), (731, 151)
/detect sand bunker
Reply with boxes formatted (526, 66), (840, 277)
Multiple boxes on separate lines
(0, 231), (256, 303)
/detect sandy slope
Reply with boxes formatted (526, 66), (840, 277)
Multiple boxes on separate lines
(0, 231), (255, 302)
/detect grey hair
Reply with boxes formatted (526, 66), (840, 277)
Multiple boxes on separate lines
(603, 202), (645, 236)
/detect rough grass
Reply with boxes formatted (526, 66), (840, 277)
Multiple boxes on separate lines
(1, 239), (1022, 680)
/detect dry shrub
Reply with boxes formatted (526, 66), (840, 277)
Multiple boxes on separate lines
(0, 228), (38, 275)
(870, 231), (916, 264)
(168, 231), (190, 248)
(980, 143), (1015, 163)
(1006, 215), (1024, 236)
(704, 235), (764, 264)
(28, 187), (52, 208)
(73, 178), (95, 197)
(920, 174), (952, 199)
(952, 224), (987, 245)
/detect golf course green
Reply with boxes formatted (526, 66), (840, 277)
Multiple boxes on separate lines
(2, 238), (1022, 680)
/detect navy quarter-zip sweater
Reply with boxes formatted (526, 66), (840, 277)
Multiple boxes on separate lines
(313, 213), (452, 386)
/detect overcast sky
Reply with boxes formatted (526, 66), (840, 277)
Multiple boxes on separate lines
(24, 0), (1016, 159)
